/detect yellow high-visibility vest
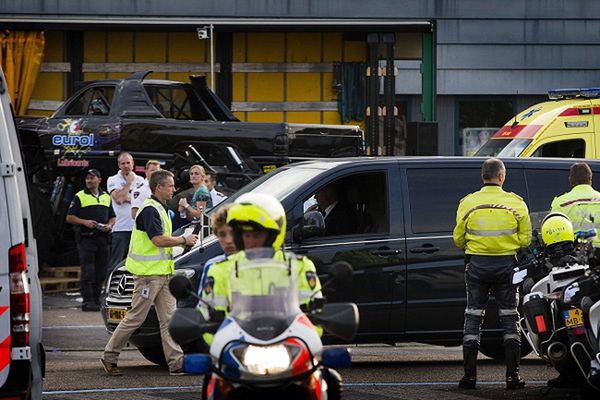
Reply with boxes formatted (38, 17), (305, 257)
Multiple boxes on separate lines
(125, 198), (174, 276)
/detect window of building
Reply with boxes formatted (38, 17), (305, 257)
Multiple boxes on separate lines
(458, 99), (514, 155)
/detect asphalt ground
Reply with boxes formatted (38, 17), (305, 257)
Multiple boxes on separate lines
(41, 292), (584, 400)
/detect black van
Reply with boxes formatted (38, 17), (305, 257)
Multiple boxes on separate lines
(103, 156), (598, 363)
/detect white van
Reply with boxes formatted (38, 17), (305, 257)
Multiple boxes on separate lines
(0, 68), (43, 399)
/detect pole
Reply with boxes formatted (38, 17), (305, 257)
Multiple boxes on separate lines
(210, 24), (215, 92)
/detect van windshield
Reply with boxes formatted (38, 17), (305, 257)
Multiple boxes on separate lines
(475, 138), (532, 157)
(207, 167), (324, 213)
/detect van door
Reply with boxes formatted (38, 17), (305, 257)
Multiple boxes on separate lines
(287, 165), (405, 340)
(400, 162), (527, 342)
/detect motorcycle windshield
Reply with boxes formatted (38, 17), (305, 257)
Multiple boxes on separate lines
(229, 250), (302, 341)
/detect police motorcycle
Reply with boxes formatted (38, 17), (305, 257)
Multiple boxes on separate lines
(512, 212), (595, 385)
(168, 249), (359, 400)
(562, 258), (600, 394)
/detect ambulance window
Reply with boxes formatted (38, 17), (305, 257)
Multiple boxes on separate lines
(531, 139), (585, 158)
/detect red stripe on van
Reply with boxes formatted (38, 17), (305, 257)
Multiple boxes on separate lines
(559, 108), (580, 116)
(493, 125), (542, 138)
(0, 306), (7, 316)
(0, 336), (10, 371)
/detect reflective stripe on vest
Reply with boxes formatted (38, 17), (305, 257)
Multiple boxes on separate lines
(125, 198), (174, 276)
(466, 227), (519, 236)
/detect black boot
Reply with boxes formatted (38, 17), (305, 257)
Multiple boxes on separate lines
(322, 368), (343, 400)
(505, 340), (525, 390)
(458, 344), (478, 389)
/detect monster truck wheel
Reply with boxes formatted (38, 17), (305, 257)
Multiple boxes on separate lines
(138, 347), (167, 366)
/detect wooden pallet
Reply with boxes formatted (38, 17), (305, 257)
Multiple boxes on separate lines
(40, 266), (80, 280)
(40, 277), (80, 293)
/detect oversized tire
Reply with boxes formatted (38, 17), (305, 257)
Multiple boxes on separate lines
(138, 347), (167, 366)
(479, 340), (532, 360)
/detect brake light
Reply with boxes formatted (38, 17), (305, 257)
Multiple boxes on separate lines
(535, 315), (547, 334)
(573, 327), (586, 336)
(9, 243), (29, 347)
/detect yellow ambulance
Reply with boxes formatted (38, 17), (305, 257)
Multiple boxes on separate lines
(476, 88), (600, 158)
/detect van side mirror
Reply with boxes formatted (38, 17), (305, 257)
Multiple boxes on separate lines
(295, 210), (325, 242)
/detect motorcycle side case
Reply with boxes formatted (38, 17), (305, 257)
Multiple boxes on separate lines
(523, 292), (553, 340)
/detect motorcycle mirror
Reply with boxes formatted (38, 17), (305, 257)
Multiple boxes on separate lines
(169, 307), (220, 346)
(310, 303), (359, 342)
(512, 269), (528, 285)
(299, 210), (325, 241)
(328, 261), (353, 288)
(169, 275), (195, 300)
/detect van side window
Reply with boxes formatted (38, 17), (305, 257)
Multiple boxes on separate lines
(64, 86), (115, 116)
(302, 172), (388, 236)
(407, 168), (527, 234)
(525, 169), (570, 212)
(531, 139), (585, 158)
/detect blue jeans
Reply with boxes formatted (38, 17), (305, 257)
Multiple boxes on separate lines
(108, 231), (132, 272)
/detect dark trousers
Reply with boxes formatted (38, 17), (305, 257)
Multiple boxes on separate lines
(463, 255), (520, 346)
(108, 231), (131, 272)
(77, 235), (109, 307)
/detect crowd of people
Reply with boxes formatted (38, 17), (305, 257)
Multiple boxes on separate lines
(69, 152), (600, 388)
(66, 153), (227, 313)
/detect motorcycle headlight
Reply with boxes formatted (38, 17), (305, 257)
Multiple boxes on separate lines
(237, 344), (291, 375)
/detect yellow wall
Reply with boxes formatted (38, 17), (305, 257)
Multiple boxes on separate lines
(28, 29), (419, 130)
(232, 32), (367, 126)
(27, 30), (65, 116)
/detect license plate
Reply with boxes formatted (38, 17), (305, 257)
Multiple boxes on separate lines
(563, 307), (584, 328)
(262, 165), (276, 173)
(107, 307), (127, 322)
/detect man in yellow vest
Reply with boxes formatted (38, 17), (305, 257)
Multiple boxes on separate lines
(453, 158), (531, 390)
(101, 170), (198, 376)
(551, 162), (600, 247)
(66, 169), (115, 312)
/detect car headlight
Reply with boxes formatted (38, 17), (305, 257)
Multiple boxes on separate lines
(238, 344), (291, 375)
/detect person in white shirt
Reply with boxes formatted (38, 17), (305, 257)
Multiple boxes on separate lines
(106, 152), (145, 271)
(131, 160), (161, 219)
(204, 172), (227, 207)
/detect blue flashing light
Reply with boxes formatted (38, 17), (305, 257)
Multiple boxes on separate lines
(580, 87), (600, 98)
(322, 347), (351, 369)
(183, 353), (212, 375)
(548, 87), (600, 100)
(548, 88), (582, 100)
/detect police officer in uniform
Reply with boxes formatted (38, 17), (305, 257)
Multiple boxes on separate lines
(198, 193), (344, 398)
(100, 170), (198, 376)
(66, 169), (115, 312)
(199, 192), (322, 333)
(551, 162), (600, 247)
(453, 158), (531, 390)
